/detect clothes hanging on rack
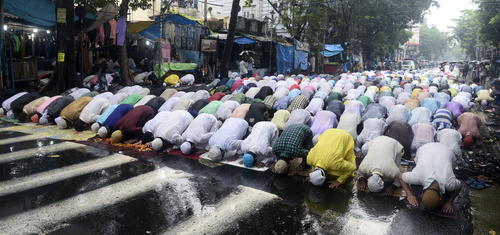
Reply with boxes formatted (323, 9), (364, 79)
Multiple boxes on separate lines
(109, 19), (117, 45)
(116, 16), (127, 46)
(95, 25), (105, 46)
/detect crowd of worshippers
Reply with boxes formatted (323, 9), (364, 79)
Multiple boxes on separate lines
(0, 70), (493, 213)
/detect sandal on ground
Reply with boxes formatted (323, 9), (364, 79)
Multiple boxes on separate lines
(465, 179), (489, 189)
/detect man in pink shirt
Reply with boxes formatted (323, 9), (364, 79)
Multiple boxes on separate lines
(457, 112), (483, 148)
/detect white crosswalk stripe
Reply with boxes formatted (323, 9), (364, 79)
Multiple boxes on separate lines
(0, 153), (136, 197)
(0, 135), (45, 146)
(0, 142), (83, 164)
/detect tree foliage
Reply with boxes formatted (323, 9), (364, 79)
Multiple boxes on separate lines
(280, 0), (328, 42)
(419, 24), (450, 60)
(451, 9), (480, 59)
(273, 0), (437, 57)
(78, 0), (152, 14)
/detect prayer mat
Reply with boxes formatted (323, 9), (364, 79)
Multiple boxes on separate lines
(0, 116), (19, 123)
(403, 184), (461, 220)
(352, 165), (408, 197)
(0, 123), (95, 141)
(199, 151), (269, 172)
(77, 136), (201, 160)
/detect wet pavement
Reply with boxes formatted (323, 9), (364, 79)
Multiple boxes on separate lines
(0, 126), (477, 235)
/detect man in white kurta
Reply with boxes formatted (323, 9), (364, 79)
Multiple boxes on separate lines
(357, 136), (404, 195)
(232, 121), (279, 168)
(400, 143), (462, 212)
(180, 113), (219, 155)
(435, 129), (463, 161)
(0, 92), (27, 116)
(355, 118), (387, 157)
(207, 117), (248, 162)
(75, 97), (111, 131)
(214, 100), (240, 121)
(151, 110), (193, 151)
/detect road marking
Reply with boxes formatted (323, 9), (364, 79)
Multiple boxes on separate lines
(0, 135), (46, 146)
(0, 142), (83, 164)
(0, 153), (136, 197)
(164, 185), (279, 235)
(0, 166), (192, 234)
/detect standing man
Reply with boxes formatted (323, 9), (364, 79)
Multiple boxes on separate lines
(96, 54), (119, 92)
(247, 56), (254, 77)
(240, 58), (249, 78)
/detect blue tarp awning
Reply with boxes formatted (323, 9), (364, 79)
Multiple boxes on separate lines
(320, 43), (347, 57)
(220, 37), (256, 45)
(4, 0), (96, 27)
(139, 14), (206, 40)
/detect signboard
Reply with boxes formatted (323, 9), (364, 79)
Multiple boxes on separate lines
(406, 26), (419, 45)
(75, 5), (87, 18)
(201, 39), (217, 52)
(58, 53), (65, 62)
(57, 8), (66, 23)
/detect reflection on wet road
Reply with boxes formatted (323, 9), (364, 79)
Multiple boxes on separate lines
(0, 130), (473, 234)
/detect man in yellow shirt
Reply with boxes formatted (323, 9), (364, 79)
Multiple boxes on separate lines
(307, 129), (356, 188)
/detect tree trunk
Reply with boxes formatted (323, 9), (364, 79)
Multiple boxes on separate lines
(39, 0), (82, 96)
(220, 0), (240, 78)
(119, 0), (132, 86)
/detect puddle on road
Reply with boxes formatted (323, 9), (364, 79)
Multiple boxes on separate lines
(0, 146), (111, 182)
(0, 163), (156, 220)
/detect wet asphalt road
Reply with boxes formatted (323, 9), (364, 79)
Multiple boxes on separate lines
(0, 119), (475, 235)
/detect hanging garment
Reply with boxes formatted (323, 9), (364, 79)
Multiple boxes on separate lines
(109, 19), (117, 45)
(161, 40), (171, 63)
(174, 24), (182, 48)
(116, 16), (127, 46)
(96, 25), (105, 46)
(164, 22), (175, 42)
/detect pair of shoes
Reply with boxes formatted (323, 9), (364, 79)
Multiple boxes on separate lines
(466, 178), (489, 189)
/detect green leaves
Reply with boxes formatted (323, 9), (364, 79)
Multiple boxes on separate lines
(419, 24), (450, 60)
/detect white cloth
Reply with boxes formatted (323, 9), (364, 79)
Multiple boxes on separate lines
(179, 92), (195, 100)
(2, 92), (27, 112)
(142, 111), (171, 134)
(345, 89), (361, 101)
(180, 74), (195, 85)
(133, 88), (151, 97)
(402, 143), (462, 194)
(171, 98), (194, 111)
(355, 118), (387, 152)
(79, 97), (111, 123)
(133, 95), (155, 107)
(193, 90), (210, 102)
(172, 91), (185, 98)
(158, 97), (181, 112)
(240, 60), (248, 75)
(378, 96), (397, 115)
(364, 90), (377, 102)
(117, 85), (142, 96)
(93, 92), (114, 100)
(108, 93), (129, 105)
(68, 88), (90, 99)
(215, 100), (240, 121)
(452, 95), (472, 111)
(283, 109), (312, 131)
(273, 87), (289, 99)
(408, 107), (432, 126)
(305, 98), (324, 116)
(397, 92), (412, 105)
(337, 112), (361, 141)
(358, 136), (404, 187)
(154, 110), (194, 145)
(386, 105), (411, 125)
(181, 113), (219, 149)
(343, 100), (365, 116)
(436, 129), (462, 160)
(208, 117), (248, 153)
(240, 121), (279, 165)
(245, 87), (261, 100)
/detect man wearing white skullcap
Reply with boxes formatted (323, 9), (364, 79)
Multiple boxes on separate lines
(151, 110), (194, 151)
(179, 113), (219, 155)
(206, 117), (248, 162)
(357, 136), (404, 195)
